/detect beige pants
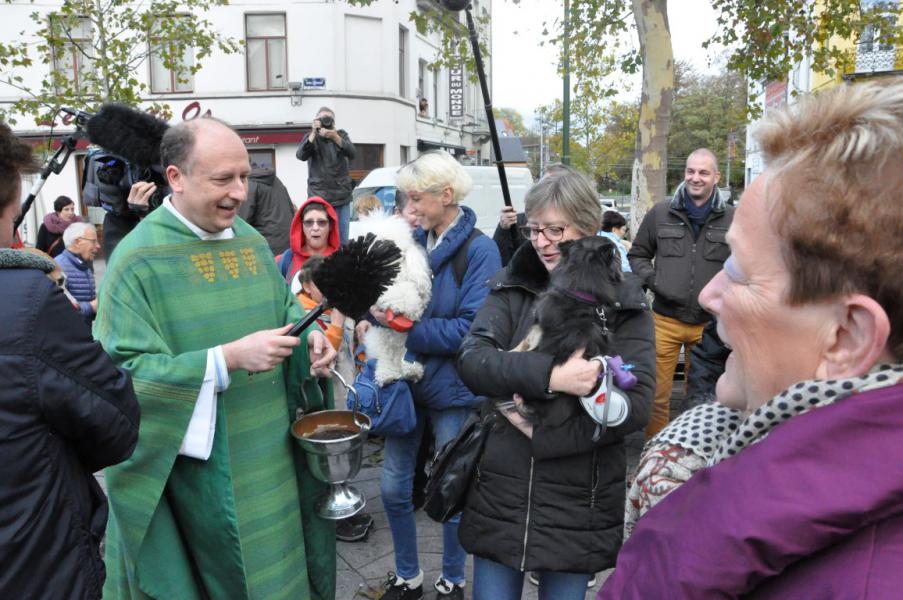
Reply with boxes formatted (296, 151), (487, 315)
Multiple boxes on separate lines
(646, 312), (705, 438)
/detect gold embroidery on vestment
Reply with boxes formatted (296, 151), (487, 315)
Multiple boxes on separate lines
(190, 252), (216, 283)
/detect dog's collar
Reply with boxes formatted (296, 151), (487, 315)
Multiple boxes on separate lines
(552, 285), (598, 305)
(552, 285), (609, 333)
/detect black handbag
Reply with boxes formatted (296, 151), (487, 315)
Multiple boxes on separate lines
(424, 411), (489, 523)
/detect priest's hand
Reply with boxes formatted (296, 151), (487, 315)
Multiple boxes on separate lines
(308, 330), (336, 377)
(223, 324), (300, 373)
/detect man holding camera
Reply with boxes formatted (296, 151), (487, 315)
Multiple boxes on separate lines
(297, 107), (356, 243)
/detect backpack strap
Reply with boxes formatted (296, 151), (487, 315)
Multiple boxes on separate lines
(278, 249), (293, 279)
(453, 228), (482, 288)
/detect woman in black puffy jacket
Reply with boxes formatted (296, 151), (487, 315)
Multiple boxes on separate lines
(456, 171), (654, 600)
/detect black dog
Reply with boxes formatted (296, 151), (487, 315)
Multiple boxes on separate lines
(511, 235), (623, 419)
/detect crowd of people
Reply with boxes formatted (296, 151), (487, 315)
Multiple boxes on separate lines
(0, 79), (901, 600)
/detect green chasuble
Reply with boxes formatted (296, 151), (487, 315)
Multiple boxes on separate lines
(95, 207), (336, 600)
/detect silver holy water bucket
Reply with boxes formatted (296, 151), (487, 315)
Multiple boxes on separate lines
(290, 370), (371, 520)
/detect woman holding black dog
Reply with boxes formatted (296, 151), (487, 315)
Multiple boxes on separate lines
(456, 170), (654, 599)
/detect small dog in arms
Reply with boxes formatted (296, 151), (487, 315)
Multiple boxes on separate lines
(509, 235), (623, 421)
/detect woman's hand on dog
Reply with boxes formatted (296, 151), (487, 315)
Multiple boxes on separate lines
(549, 349), (603, 397)
(500, 393), (534, 439)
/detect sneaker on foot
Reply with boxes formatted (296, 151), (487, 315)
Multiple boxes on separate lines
(335, 513), (370, 542)
(381, 571), (423, 600)
(434, 576), (464, 600)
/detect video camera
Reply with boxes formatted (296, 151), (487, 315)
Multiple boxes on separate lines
(73, 104), (171, 216)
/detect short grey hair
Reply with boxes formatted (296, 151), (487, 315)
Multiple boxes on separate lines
(687, 148), (720, 173)
(525, 168), (602, 236)
(395, 150), (472, 204)
(63, 221), (94, 248)
(160, 117), (236, 175)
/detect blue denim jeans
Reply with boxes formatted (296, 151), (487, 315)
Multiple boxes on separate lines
(334, 201), (351, 245)
(472, 556), (591, 600)
(381, 405), (472, 583)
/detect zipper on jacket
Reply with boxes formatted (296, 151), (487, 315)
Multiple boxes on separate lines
(590, 449), (600, 508)
(520, 457), (535, 571)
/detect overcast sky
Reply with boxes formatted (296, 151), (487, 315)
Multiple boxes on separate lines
(491, 0), (724, 124)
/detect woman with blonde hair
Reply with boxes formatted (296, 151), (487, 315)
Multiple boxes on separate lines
(376, 151), (501, 600)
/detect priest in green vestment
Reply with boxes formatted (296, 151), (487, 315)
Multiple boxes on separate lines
(94, 118), (338, 600)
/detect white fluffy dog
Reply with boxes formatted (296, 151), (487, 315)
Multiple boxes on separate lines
(356, 212), (432, 385)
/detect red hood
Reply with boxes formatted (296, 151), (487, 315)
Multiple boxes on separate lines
(288, 196), (341, 278)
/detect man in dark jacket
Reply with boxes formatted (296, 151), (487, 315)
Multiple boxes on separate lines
(238, 167), (295, 255)
(296, 106), (356, 244)
(0, 121), (140, 600)
(628, 148), (734, 438)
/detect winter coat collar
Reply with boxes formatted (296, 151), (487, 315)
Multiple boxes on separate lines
(669, 181), (726, 213)
(489, 241), (549, 294)
(413, 204), (478, 274)
(59, 249), (92, 271)
(0, 248), (57, 272)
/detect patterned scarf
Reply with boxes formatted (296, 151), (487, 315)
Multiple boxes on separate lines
(43, 211), (83, 234)
(708, 363), (903, 465)
(625, 364), (903, 538)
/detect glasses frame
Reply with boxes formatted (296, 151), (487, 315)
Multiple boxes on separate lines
(518, 223), (569, 242)
(301, 219), (330, 228)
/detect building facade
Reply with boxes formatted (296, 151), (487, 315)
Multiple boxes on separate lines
(745, 0), (902, 186)
(3, 0), (493, 244)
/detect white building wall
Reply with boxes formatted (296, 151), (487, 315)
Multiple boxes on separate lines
(2, 0), (491, 244)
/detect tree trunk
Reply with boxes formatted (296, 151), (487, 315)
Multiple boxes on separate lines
(630, 0), (673, 231)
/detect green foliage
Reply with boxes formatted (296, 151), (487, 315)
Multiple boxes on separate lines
(0, 0), (241, 125)
(407, 4), (491, 83)
(535, 96), (638, 194)
(707, 0), (903, 91)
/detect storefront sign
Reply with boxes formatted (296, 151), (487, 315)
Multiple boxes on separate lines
(449, 66), (464, 120)
(237, 130), (306, 145)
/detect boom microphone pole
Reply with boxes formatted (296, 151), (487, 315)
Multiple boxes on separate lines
(13, 109), (86, 231)
(438, 0), (518, 245)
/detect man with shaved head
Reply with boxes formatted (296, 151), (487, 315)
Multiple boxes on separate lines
(629, 148), (735, 438)
(96, 117), (337, 600)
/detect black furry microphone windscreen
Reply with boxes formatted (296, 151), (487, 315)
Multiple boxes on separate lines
(84, 103), (169, 167)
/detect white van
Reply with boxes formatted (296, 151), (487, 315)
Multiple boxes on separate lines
(352, 165), (534, 234)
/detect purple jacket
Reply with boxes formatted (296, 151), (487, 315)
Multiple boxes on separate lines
(600, 383), (903, 599)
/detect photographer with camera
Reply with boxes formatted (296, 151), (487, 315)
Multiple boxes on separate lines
(296, 107), (356, 243)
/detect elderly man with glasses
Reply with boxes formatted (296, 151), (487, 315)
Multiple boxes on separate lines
(55, 220), (101, 321)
